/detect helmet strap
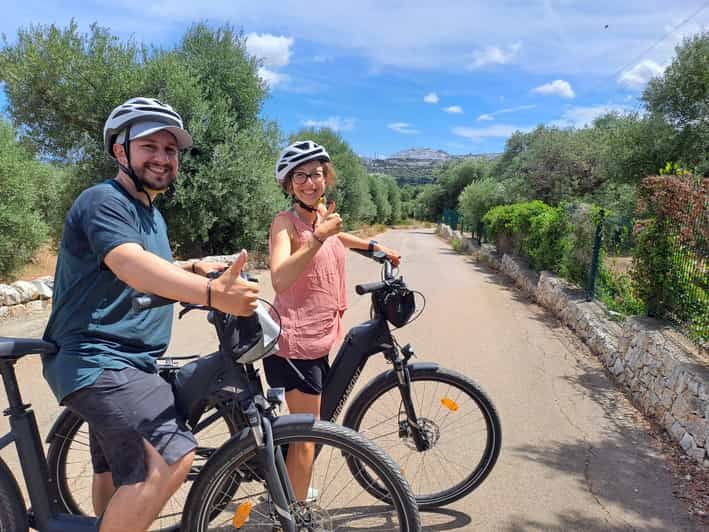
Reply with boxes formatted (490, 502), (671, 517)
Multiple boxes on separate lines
(293, 196), (320, 213)
(120, 125), (154, 209)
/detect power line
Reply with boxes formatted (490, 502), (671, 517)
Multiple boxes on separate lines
(609, 0), (709, 82)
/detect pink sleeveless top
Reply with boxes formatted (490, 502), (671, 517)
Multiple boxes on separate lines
(269, 209), (347, 360)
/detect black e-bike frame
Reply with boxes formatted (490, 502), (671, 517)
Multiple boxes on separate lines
(0, 342), (98, 532)
(319, 253), (433, 453)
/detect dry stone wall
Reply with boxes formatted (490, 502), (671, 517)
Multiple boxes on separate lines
(437, 224), (709, 466)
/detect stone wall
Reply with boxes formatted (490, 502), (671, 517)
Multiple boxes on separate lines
(0, 277), (54, 320)
(437, 224), (709, 466)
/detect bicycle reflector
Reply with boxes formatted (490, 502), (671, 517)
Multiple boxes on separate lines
(441, 398), (459, 411)
(232, 501), (253, 528)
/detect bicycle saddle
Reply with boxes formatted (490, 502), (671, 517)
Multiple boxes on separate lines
(0, 337), (57, 359)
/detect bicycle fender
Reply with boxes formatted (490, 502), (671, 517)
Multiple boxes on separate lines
(45, 407), (76, 444)
(342, 362), (440, 427)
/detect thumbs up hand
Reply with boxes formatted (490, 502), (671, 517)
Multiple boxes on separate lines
(314, 201), (342, 242)
(210, 250), (260, 316)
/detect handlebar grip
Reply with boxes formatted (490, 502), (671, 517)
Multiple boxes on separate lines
(355, 281), (387, 295)
(132, 294), (175, 312)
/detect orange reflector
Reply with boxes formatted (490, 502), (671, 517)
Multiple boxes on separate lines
(441, 398), (459, 411)
(232, 501), (253, 528)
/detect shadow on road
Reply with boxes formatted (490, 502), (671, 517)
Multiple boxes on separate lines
(419, 507), (473, 530)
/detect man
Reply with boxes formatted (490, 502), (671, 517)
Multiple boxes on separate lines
(42, 97), (259, 532)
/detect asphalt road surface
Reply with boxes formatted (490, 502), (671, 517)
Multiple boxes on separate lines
(0, 228), (697, 531)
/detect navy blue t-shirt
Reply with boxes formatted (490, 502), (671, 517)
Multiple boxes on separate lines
(42, 179), (174, 402)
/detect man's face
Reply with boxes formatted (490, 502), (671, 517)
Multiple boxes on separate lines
(115, 129), (179, 191)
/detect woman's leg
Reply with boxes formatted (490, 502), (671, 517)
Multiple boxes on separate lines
(283, 389), (321, 500)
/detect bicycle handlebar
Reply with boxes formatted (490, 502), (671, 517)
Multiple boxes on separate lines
(355, 281), (388, 295)
(132, 293), (175, 311)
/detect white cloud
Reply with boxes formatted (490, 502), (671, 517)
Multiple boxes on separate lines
(257, 67), (289, 89)
(423, 92), (439, 104)
(302, 116), (356, 132)
(532, 79), (575, 99)
(312, 55), (332, 63)
(618, 59), (665, 89)
(245, 33), (294, 68)
(551, 104), (628, 128)
(476, 104), (536, 121)
(388, 122), (420, 135)
(453, 124), (530, 141)
(443, 105), (464, 114)
(468, 42), (521, 69)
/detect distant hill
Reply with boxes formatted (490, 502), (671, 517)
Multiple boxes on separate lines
(362, 148), (500, 185)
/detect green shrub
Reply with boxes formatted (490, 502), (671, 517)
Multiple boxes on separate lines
(0, 121), (50, 278)
(596, 267), (645, 318)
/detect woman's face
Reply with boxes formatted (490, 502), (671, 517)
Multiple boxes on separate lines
(290, 160), (326, 207)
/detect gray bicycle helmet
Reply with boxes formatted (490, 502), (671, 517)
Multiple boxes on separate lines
(275, 140), (331, 184)
(103, 97), (192, 158)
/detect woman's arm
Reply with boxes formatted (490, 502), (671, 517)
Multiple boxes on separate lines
(337, 233), (401, 266)
(269, 216), (324, 293)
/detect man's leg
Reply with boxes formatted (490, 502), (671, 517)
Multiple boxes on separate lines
(92, 472), (115, 516)
(99, 442), (195, 532)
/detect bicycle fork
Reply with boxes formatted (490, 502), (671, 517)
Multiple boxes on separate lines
(244, 403), (297, 532)
(392, 356), (431, 453)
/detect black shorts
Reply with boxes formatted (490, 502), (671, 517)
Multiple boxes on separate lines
(263, 355), (330, 395)
(63, 367), (197, 487)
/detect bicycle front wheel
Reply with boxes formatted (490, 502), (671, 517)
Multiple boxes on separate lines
(46, 406), (237, 531)
(182, 417), (421, 531)
(343, 365), (502, 508)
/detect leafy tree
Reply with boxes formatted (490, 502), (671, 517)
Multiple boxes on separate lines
(1, 21), (282, 256)
(288, 128), (371, 227)
(367, 173), (393, 224)
(594, 112), (678, 185)
(643, 32), (709, 174)
(414, 184), (445, 221)
(384, 175), (402, 223)
(435, 158), (491, 212)
(0, 120), (51, 278)
(458, 177), (508, 234)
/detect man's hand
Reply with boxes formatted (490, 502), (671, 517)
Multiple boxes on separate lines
(210, 250), (259, 316)
(192, 261), (228, 276)
(314, 201), (342, 241)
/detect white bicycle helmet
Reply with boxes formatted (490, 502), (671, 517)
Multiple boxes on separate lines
(275, 140), (331, 184)
(103, 97), (192, 158)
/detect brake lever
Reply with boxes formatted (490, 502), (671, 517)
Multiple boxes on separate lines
(178, 303), (210, 319)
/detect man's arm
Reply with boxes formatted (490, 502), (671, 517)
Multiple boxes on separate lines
(104, 243), (258, 316)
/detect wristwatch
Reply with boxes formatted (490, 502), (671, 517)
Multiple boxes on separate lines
(368, 240), (378, 254)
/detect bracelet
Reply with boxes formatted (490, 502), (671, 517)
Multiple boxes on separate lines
(191, 262), (197, 274)
(368, 240), (378, 253)
(206, 279), (212, 308)
(313, 233), (325, 245)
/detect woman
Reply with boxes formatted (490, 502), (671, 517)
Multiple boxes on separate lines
(265, 140), (401, 500)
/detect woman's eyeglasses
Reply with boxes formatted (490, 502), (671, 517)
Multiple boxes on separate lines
(292, 170), (325, 185)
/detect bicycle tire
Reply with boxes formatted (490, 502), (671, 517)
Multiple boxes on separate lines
(0, 457), (28, 532)
(343, 365), (502, 509)
(46, 406), (237, 531)
(181, 417), (421, 531)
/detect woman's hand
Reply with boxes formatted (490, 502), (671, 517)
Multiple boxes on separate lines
(377, 244), (401, 267)
(314, 201), (342, 242)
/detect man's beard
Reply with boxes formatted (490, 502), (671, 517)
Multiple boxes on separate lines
(134, 164), (177, 192)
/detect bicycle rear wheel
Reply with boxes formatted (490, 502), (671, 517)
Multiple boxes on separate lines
(182, 418), (421, 531)
(46, 406), (237, 531)
(0, 457), (28, 532)
(343, 365), (502, 508)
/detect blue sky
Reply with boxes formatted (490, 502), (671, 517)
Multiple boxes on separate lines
(2, 1), (708, 157)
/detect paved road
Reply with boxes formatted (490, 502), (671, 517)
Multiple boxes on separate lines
(0, 228), (697, 530)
